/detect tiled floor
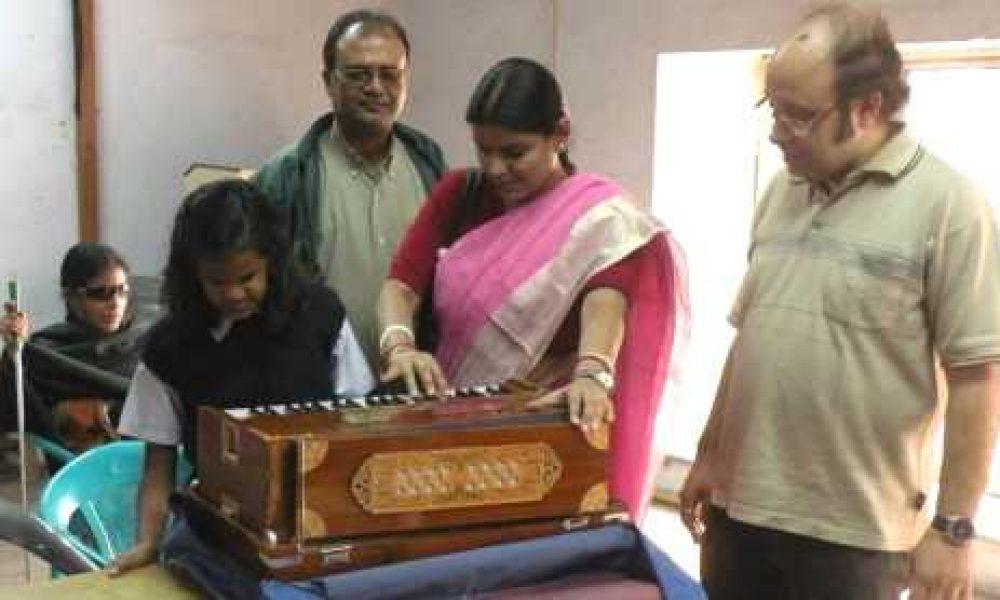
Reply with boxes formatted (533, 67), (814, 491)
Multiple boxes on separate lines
(643, 501), (701, 579)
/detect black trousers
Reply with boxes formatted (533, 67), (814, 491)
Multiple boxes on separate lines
(701, 506), (910, 600)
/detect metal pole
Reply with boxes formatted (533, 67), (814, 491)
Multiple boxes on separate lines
(7, 277), (32, 582)
(12, 341), (32, 582)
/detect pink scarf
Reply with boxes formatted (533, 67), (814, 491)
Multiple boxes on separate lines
(433, 172), (687, 520)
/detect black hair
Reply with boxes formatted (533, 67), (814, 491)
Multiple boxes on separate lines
(60, 242), (129, 290)
(60, 242), (130, 323)
(322, 10), (410, 76)
(465, 57), (574, 172)
(161, 179), (302, 334)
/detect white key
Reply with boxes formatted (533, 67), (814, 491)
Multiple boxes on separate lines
(225, 408), (252, 420)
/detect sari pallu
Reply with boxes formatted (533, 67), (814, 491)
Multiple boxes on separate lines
(433, 172), (688, 520)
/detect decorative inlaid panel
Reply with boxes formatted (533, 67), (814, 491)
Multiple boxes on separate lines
(579, 482), (609, 513)
(301, 440), (328, 474)
(350, 443), (562, 514)
(583, 424), (609, 451)
(301, 507), (326, 540)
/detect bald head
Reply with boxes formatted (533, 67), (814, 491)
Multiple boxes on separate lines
(775, 2), (908, 117)
(768, 17), (837, 101)
(775, 15), (835, 66)
(763, 3), (906, 183)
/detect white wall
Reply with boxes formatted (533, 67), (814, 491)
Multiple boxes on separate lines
(0, 1), (78, 325)
(651, 50), (767, 459)
(392, 0), (554, 164)
(76, 0), (1000, 251)
(7, 0), (1000, 326)
(96, 0), (393, 276)
(400, 0), (1000, 207)
(392, 0), (1000, 460)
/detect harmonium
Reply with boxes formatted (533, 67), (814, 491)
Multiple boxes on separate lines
(184, 380), (627, 581)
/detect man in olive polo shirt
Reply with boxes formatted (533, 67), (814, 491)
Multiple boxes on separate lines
(256, 10), (445, 370)
(681, 3), (1000, 598)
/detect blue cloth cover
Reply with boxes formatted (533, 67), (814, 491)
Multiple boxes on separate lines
(161, 506), (705, 600)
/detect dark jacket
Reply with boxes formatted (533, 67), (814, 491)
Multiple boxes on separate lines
(254, 113), (446, 272)
(143, 283), (346, 470)
(0, 318), (147, 437)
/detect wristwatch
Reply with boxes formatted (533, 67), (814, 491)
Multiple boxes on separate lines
(577, 370), (615, 393)
(931, 515), (976, 546)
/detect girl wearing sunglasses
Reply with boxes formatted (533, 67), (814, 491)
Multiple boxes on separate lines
(1, 243), (144, 457)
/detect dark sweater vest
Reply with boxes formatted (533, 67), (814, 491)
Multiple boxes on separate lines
(143, 283), (345, 469)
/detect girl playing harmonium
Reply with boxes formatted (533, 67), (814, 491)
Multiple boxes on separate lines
(110, 179), (372, 575)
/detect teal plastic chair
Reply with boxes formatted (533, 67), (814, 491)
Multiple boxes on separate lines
(37, 440), (193, 569)
(29, 433), (77, 467)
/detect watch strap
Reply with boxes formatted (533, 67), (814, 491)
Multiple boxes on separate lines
(576, 370), (614, 392)
(932, 514), (976, 545)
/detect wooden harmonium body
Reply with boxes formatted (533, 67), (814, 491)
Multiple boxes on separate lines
(192, 381), (618, 579)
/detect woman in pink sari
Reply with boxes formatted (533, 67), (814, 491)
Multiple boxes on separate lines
(379, 57), (687, 521)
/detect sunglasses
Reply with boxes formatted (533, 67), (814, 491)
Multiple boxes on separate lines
(77, 283), (130, 301)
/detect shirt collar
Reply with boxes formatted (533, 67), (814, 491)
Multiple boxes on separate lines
(209, 318), (234, 342)
(791, 126), (922, 200)
(331, 121), (396, 176)
(854, 127), (921, 180)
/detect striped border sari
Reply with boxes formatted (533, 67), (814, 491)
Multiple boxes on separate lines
(433, 172), (688, 519)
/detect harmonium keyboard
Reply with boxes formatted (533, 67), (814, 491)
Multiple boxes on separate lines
(186, 380), (625, 580)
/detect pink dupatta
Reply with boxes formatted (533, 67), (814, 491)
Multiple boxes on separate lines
(433, 172), (688, 520)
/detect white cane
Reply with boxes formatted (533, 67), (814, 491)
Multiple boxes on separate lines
(7, 278), (32, 582)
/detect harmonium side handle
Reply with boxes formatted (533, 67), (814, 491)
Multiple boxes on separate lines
(221, 418), (241, 465)
(217, 417), (243, 520)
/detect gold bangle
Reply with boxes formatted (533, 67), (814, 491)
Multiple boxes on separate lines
(575, 351), (614, 374)
(379, 324), (415, 354)
(383, 341), (416, 360)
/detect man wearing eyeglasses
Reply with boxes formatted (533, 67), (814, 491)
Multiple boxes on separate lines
(256, 10), (445, 370)
(681, 3), (1000, 599)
